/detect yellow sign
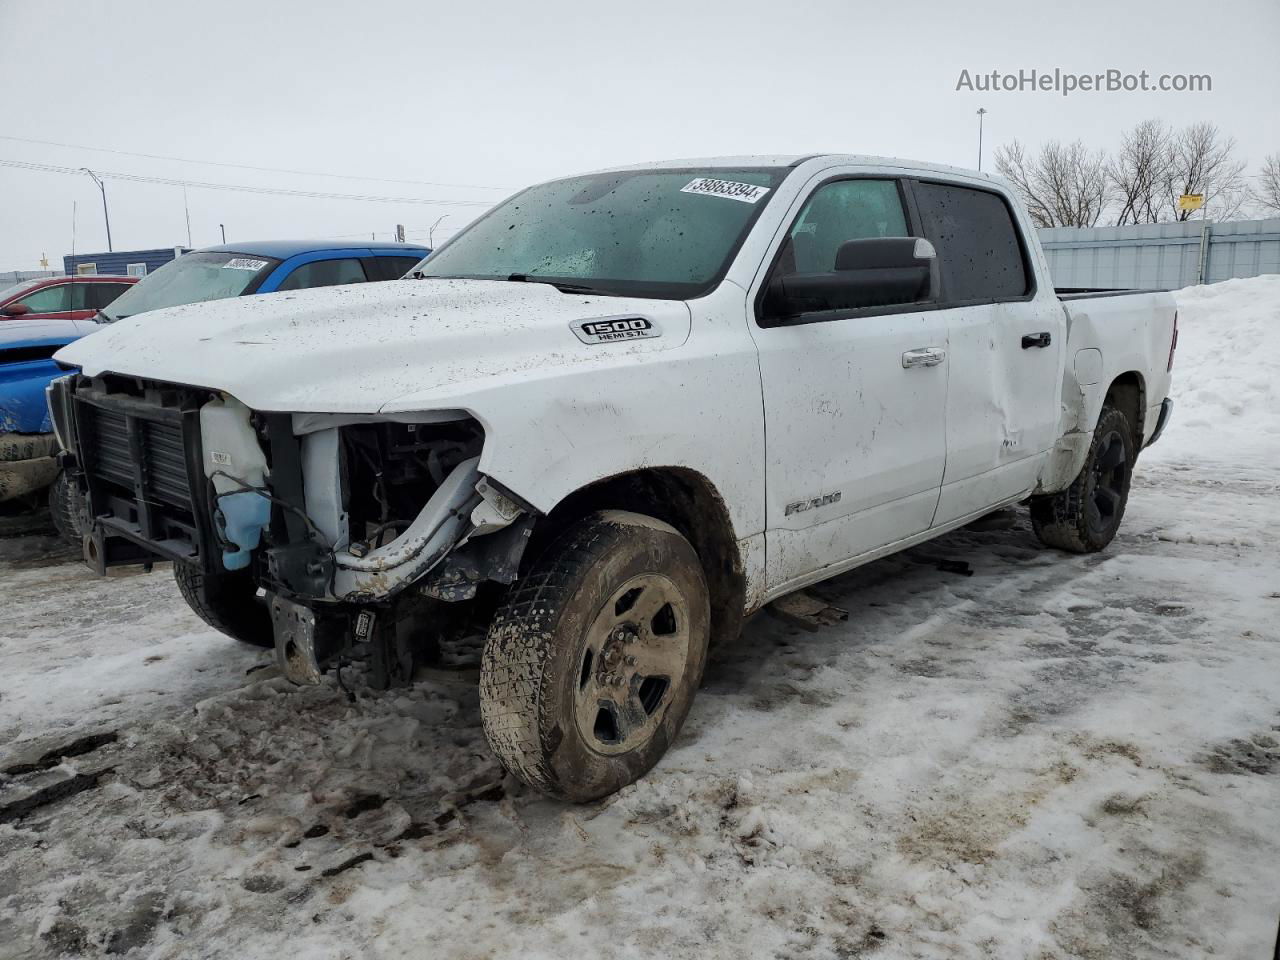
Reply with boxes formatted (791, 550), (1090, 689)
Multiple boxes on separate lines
(1178, 194), (1205, 212)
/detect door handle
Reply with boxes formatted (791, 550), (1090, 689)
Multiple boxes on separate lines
(1021, 332), (1052, 349)
(902, 347), (946, 368)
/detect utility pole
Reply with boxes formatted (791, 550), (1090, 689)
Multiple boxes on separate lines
(81, 168), (112, 252)
(220, 224), (226, 244)
(183, 185), (193, 248)
(976, 108), (988, 172)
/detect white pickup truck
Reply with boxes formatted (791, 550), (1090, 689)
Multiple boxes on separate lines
(52, 155), (1176, 801)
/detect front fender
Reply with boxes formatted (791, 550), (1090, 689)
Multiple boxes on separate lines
(380, 339), (766, 544)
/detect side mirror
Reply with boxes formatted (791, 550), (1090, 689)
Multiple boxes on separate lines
(0, 303), (31, 318)
(765, 236), (936, 319)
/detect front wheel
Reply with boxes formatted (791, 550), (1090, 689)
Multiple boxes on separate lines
(479, 511), (710, 802)
(173, 562), (274, 648)
(48, 471), (84, 546)
(1031, 404), (1135, 553)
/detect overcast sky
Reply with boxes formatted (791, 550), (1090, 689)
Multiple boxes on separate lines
(2, 0), (1277, 269)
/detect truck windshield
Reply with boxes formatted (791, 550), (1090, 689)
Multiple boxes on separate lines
(416, 167), (787, 299)
(99, 252), (280, 322)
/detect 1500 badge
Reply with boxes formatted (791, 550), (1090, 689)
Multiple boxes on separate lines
(571, 316), (661, 344)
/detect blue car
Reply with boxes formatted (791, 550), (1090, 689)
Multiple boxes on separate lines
(0, 240), (429, 527)
(95, 240), (431, 324)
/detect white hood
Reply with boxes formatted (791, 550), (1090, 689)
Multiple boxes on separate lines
(56, 278), (692, 413)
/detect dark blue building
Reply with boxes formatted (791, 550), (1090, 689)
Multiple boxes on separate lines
(63, 246), (191, 278)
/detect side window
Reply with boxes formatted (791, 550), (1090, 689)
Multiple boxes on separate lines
(86, 283), (134, 309)
(913, 182), (1029, 302)
(781, 179), (908, 276)
(15, 284), (72, 313)
(276, 258), (368, 292)
(376, 256), (424, 280)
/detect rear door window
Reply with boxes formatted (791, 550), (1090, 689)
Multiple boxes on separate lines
(93, 283), (135, 308)
(912, 182), (1029, 303)
(70, 282), (134, 311)
(373, 255), (425, 280)
(276, 258), (368, 291)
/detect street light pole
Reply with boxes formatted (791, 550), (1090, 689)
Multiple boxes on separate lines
(428, 214), (448, 248)
(81, 168), (112, 252)
(976, 108), (988, 171)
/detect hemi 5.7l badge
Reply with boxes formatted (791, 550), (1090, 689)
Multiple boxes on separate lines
(571, 315), (661, 345)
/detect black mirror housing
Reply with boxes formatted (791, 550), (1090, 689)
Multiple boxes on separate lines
(765, 236), (936, 320)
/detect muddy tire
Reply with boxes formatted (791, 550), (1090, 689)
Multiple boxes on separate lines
(480, 510), (710, 802)
(1031, 404), (1135, 553)
(173, 562), (274, 648)
(48, 472), (83, 546)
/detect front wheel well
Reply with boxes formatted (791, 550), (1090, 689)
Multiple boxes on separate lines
(528, 468), (746, 648)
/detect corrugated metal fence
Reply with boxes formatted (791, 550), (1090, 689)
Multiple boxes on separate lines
(1039, 218), (1280, 291)
(0, 270), (62, 286)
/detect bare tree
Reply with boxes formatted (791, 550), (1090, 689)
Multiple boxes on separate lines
(1256, 154), (1280, 216)
(1108, 119), (1173, 225)
(1164, 122), (1248, 221)
(995, 139), (1110, 228)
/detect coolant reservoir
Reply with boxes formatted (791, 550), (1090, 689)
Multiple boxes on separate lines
(200, 397), (269, 493)
(200, 397), (271, 570)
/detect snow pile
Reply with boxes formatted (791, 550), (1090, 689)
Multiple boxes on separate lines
(1153, 274), (1280, 466)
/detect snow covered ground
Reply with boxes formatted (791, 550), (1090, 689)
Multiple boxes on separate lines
(1, 276), (1278, 960)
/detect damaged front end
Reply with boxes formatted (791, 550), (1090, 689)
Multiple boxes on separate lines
(50, 374), (534, 687)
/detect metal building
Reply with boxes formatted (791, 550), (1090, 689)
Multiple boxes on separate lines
(63, 246), (191, 278)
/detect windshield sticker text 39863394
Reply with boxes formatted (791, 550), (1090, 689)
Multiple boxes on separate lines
(680, 178), (771, 204)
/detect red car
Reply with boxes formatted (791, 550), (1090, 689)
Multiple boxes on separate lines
(0, 275), (138, 324)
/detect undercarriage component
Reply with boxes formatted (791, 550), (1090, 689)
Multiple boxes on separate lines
(329, 456), (483, 601)
(419, 515), (534, 601)
(269, 593), (344, 685)
(268, 590), (450, 690)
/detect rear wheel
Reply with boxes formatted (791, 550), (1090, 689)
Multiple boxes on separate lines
(479, 510), (710, 802)
(1031, 404), (1135, 553)
(173, 562), (274, 647)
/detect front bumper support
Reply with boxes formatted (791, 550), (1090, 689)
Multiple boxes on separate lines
(270, 593), (327, 685)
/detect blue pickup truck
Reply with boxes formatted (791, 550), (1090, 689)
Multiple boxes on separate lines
(0, 240), (429, 530)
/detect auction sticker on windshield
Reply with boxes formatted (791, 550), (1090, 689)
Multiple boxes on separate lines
(222, 258), (270, 271)
(681, 178), (770, 203)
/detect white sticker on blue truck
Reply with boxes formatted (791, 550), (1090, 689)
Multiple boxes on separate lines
(222, 258), (270, 271)
(680, 177), (770, 204)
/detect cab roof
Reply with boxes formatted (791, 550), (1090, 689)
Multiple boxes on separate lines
(591, 154), (997, 184)
(196, 240), (431, 259)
